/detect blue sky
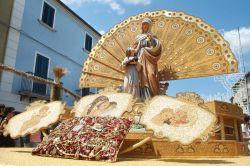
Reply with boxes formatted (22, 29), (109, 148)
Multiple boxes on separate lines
(61, 0), (250, 101)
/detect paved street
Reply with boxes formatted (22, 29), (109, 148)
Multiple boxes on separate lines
(0, 148), (250, 166)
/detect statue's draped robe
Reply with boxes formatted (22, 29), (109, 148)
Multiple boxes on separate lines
(121, 57), (140, 99)
(136, 33), (162, 100)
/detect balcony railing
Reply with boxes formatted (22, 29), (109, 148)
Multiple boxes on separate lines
(19, 72), (52, 101)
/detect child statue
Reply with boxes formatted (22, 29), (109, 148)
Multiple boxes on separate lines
(121, 42), (141, 100)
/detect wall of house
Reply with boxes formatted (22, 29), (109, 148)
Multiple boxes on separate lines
(0, 0), (26, 112)
(0, 0), (14, 66)
(1, 0), (100, 111)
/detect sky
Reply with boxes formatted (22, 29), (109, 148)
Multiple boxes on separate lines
(61, 0), (250, 101)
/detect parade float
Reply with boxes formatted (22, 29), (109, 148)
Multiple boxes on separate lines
(2, 10), (248, 162)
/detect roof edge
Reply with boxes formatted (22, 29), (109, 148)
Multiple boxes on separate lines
(56, 0), (101, 37)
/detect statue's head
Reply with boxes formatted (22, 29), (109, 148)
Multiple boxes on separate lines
(142, 17), (152, 33)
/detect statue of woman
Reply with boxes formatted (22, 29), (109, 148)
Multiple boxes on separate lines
(135, 18), (162, 100)
(122, 17), (161, 101)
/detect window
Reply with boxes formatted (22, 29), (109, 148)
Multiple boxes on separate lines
(85, 33), (92, 52)
(81, 88), (96, 96)
(33, 53), (49, 95)
(81, 88), (90, 96)
(225, 126), (234, 135)
(41, 1), (55, 28)
(89, 88), (96, 94)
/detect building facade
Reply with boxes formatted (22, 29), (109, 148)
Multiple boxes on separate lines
(0, 0), (101, 112)
(0, 0), (14, 79)
(231, 71), (250, 115)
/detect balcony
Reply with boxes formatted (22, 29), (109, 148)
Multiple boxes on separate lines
(18, 72), (52, 102)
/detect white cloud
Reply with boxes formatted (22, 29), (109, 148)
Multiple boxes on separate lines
(61, 0), (125, 15)
(99, 30), (105, 35)
(223, 27), (250, 55)
(123, 0), (151, 5)
(109, 1), (125, 15)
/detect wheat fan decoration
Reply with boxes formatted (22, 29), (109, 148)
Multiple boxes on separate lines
(80, 10), (237, 88)
(4, 101), (65, 139)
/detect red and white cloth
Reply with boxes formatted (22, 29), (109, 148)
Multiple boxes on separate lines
(32, 116), (133, 162)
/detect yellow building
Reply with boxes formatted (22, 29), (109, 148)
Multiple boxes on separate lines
(120, 100), (248, 158)
(204, 100), (244, 142)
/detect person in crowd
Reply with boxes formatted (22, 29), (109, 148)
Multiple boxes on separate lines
(0, 107), (16, 147)
(0, 104), (5, 123)
(241, 114), (250, 152)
